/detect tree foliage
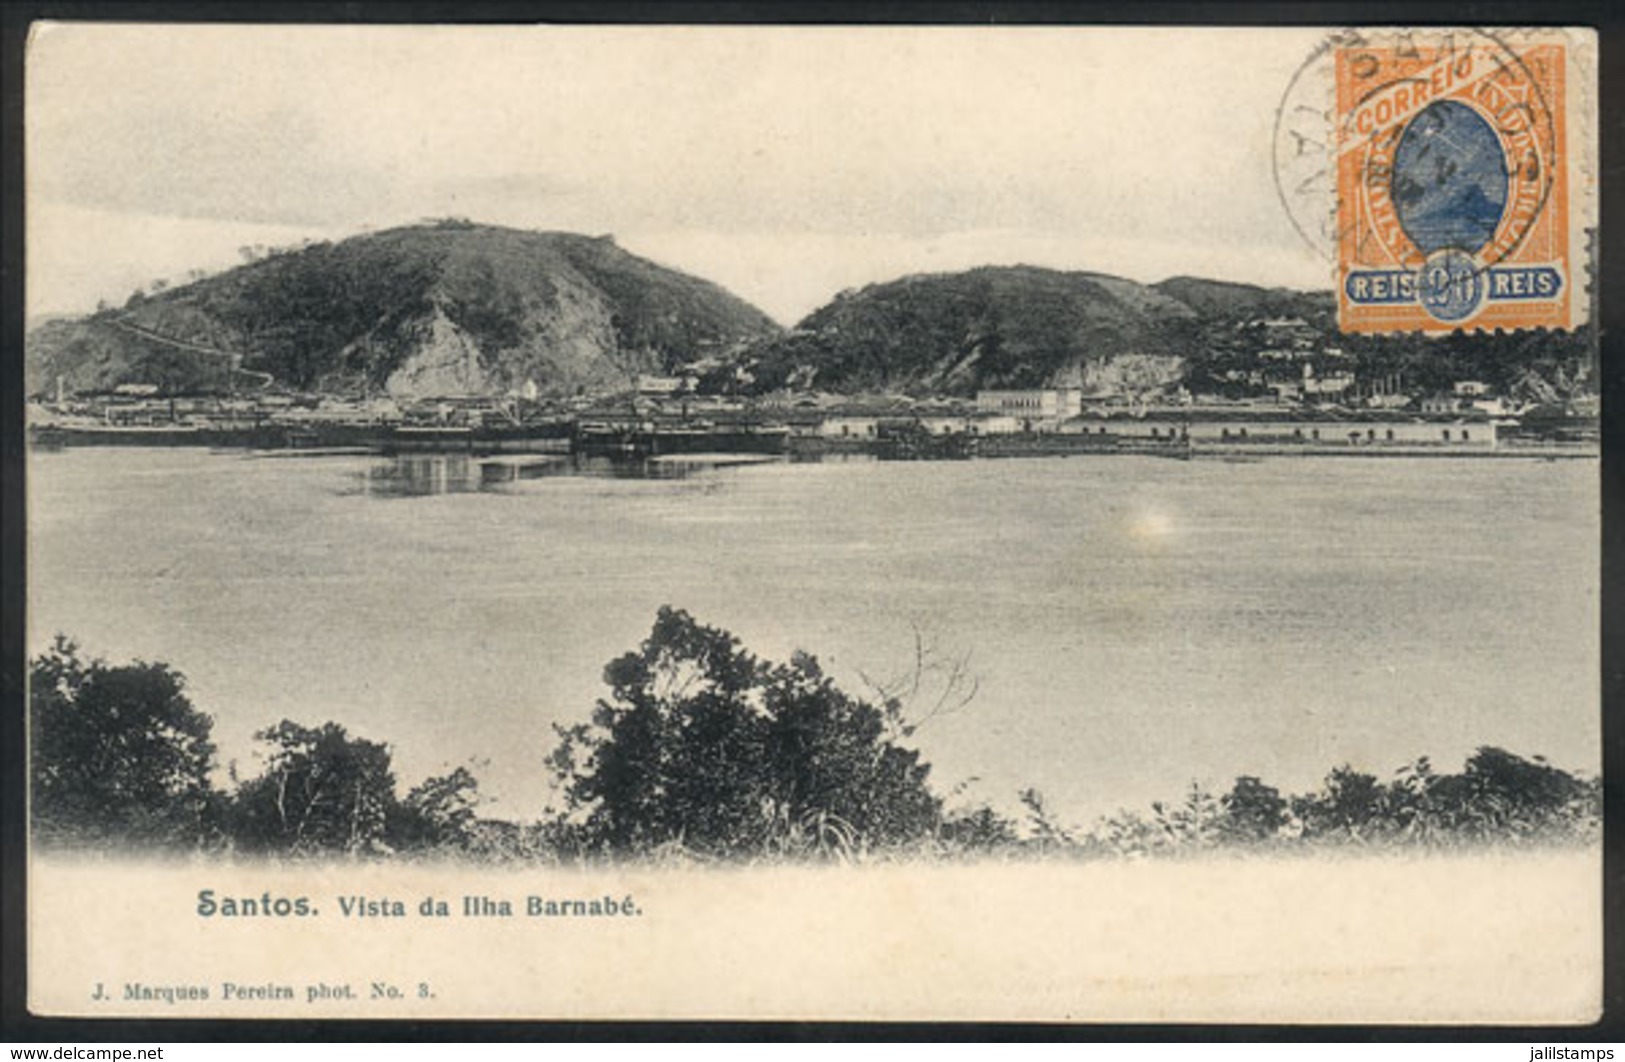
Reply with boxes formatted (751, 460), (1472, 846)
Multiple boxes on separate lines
(30, 636), (218, 848)
(27, 224), (780, 397)
(549, 607), (941, 858)
(1291, 765), (1386, 838)
(1385, 748), (1597, 843)
(1218, 775), (1290, 844)
(227, 718), (485, 857)
(231, 721), (399, 856)
(29, 634), (1600, 863)
(1091, 747), (1599, 857)
(390, 766), (483, 852)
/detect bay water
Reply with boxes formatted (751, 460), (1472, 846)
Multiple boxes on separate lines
(26, 449), (1599, 826)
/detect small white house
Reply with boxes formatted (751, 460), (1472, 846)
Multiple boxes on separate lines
(817, 415), (880, 439)
(636, 374), (687, 396)
(1301, 365), (1355, 396)
(1420, 394), (1465, 415)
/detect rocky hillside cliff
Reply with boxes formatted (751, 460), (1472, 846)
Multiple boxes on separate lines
(739, 266), (1205, 395)
(26, 222), (781, 398)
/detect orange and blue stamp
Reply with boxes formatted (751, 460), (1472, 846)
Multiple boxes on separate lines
(1333, 30), (1582, 334)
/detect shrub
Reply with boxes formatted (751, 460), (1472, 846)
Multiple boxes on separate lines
(230, 721), (398, 857)
(389, 766), (483, 854)
(1416, 746), (1598, 843)
(1218, 775), (1290, 844)
(939, 805), (1021, 854)
(548, 607), (942, 859)
(30, 637), (218, 849)
(1292, 765), (1387, 842)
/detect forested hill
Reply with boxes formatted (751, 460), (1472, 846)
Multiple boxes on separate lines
(736, 266), (1322, 395)
(25, 222), (782, 398)
(27, 232), (1596, 402)
(1150, 275), (1333, 322)
(731, 265), (1593, 400)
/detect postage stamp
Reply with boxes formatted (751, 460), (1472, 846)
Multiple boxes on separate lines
(1332, 29), (1583, 334)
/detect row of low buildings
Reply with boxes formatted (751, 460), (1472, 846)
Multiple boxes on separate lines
(975, 381), (1522, 420)
(31, 381), (1530, 454)
(578, 387), (1512, 451)
(1095, 418), (1496, 448)
(799, 385), (1515, 451)
(803, 411), (1497, 449)
(971, 386), (1504, 431)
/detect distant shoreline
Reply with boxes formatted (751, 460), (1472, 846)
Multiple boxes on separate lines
(25, 419), (1598, 462)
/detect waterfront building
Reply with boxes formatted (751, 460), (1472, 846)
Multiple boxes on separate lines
(1300, 364), (1356, 397)
(1420, 394), (1466, 415)
(1057, 418), (1115, 436)
(967, 414), (1024, 435)
(1183, 419), (1497, 449)
(975, 388), (1084, 422)
(916, 416), (971, 436)
(817, 415), (881, 439)
(1098, 418), (1187, 440)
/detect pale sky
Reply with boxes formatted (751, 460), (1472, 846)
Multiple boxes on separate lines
(27, 23), (1334, 324)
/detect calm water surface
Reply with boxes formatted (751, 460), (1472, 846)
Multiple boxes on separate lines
(27, 449), (1599, 824)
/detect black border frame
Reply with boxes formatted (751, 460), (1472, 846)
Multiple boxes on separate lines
(2, 0), (1620, 1042)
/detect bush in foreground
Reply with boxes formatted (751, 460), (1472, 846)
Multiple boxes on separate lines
(28, 623), (1601, 862)
(30, 637), (219, 849)
(546, 607), (942, 859)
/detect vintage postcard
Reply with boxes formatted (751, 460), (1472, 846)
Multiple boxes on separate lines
(22, 23), (1600, 1024)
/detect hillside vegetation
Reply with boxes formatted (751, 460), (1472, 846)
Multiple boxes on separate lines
(730, 267), (1592, 401)
(32, 620), (1600, 862)
(26, 222), (780, 398)
(740, 266), (1202, 395)
(732, 268), (1341, 397)
(27, 227), (1596, 403)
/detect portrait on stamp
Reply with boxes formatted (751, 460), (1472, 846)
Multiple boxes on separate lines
(1333, 31), (1578, 334)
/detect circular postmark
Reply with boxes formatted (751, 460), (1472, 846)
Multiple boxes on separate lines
(1272, 26), (1560, 322)
(1271, 29), (1362, 257)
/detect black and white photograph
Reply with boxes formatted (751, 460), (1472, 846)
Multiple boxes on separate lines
(18, 21), (1602, 1023)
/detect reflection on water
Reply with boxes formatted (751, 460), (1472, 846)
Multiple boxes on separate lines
(363, 454), (479, 496)
(360, 452), (790, 497)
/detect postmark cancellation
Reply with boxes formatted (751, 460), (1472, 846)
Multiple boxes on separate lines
(1276, 28), (1594, 336)
(1331, 29), (1593, 334)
